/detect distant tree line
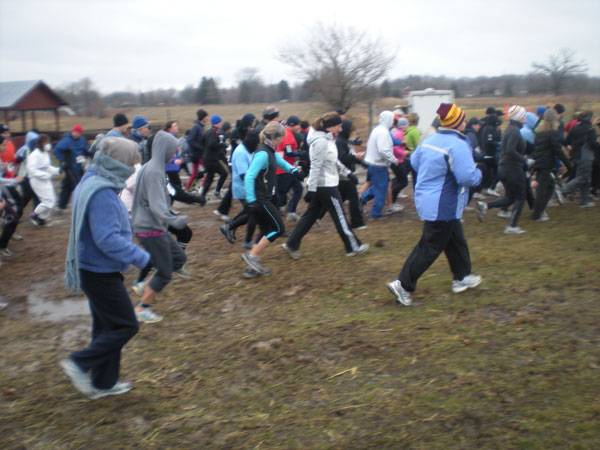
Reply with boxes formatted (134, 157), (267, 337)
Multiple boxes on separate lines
(55, 47), (598, 117)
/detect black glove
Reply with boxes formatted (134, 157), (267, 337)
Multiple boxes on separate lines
(347, 174), (358, 185)
(248, 201), (262, 213)
(304, 191), (315, 203)
(292, 169), (306, 181)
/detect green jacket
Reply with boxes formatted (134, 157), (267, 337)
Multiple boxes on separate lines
(404, 126), (420, 155)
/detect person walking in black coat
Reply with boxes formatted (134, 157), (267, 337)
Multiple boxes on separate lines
(531, 109), (571, 220)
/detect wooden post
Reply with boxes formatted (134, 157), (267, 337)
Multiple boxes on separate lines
(54, 108), (60, 131)
(3, 110), (9, 127)
(32, 110), (37, 130)
(21, 111), (26, 132)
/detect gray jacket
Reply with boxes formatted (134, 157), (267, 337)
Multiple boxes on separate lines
(306, 129), (350, 192)
(131, 131), (188, 233)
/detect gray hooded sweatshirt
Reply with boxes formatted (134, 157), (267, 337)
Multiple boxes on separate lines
(131, 131), (188, 233)
(364, 111), (396, 167)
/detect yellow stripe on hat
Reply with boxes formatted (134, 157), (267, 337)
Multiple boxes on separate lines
(440, 104), (465, 128)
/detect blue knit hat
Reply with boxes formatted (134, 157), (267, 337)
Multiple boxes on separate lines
(536, 106), (546, 117)
(132, 115), (149, 130)
(211, 115), (222, 125)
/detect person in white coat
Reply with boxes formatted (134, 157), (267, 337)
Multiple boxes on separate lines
(27, 134), (60, 226)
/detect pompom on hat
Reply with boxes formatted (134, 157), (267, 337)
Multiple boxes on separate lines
(436, 103), (466, 129)
(507, 105), (527, 122)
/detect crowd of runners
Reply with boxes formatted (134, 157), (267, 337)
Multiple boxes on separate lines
(1, 100), (598, 399)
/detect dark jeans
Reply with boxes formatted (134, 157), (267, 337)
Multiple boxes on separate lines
(487, 165), (527, 227)
(361, 165), (389, 218)
(286, 186), (362, 253)
(399, 219), (471, 292)
(562, 159), (593, 205)
(71, 270), (139, 390)
(532, 169), (554, 219)
(275, 173), (303, 213)
(58, 168), (82, 209)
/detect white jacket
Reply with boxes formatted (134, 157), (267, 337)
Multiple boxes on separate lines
(364, 111), (396, 167)
(26, 149), (60, 181)
(306, 129), (350, 192)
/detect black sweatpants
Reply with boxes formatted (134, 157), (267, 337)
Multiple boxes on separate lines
(286, 186), (362, 253)
(391, 162), (408, 202)
(487, 165), (527, 227)
(58, 168), (82, 209)
(532, 169), (554, 220)
(201, 161), (228, 194)
(137, 233), (186, 293)
(0, 201), (19, 249)
(399, 219), (471, 292)
(71, 270), (139, 390)
(229, 200), (257, 243)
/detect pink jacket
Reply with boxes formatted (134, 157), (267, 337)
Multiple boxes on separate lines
(392, 129), (406, 163)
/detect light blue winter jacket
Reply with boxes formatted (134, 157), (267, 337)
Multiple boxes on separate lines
(520, 112), (538, 145)
(411, 128), (482, 221)
(231, 143), (252, 200)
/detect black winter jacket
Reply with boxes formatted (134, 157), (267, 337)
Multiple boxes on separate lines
(335, 120), (358, 173)
(202, 126), (226, 164)
(187, 121), (205, 160)
(565, 119), (600, 161)
(499, 121), (527, 168)
(532, 130), (570, 170)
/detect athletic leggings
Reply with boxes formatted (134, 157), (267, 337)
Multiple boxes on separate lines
(251, 200), (285, 243)
(185, 158), (203, 190)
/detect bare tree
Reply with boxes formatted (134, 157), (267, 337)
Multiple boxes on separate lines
(532, 48), (588, 95)
(279, 23), (395, 110)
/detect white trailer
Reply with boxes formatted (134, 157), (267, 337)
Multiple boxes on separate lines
(407, 89), (455, 135)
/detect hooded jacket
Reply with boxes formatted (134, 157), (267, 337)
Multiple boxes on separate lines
(187, 120), (205, 160)
(16, 131), (39, 176)
(306, 129), (349, 192)
(520, 112), (538, 147)
(364, 111), (396, 167)
(131, 130), (188, 233)
(479, 115), (501, 157)
(411, 128), (482, 221)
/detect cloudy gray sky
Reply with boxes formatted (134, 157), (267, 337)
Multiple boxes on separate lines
(1, 0), (599, 94)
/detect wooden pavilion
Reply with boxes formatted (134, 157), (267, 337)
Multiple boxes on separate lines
(0, 80), (69, 132)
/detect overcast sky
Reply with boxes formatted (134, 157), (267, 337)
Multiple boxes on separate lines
(1, 0), (599, 94)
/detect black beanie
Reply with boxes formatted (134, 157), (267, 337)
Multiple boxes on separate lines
(197, 109), (208, 120)
(113, 113), (128, 127)
(243, 130), (260, 152)
(554, 104), (565, 115)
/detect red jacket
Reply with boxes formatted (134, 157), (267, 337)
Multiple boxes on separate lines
(276, 128), (298, 175)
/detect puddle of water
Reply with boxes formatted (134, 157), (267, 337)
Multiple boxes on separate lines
(8, 294), (90, 322)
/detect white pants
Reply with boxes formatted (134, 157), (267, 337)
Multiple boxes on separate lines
(30, 178), (56, 220)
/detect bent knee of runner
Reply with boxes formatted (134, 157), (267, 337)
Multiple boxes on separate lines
(148, 271), (172, 293)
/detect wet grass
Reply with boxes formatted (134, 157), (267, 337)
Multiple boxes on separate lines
(1, 196), (599, 448)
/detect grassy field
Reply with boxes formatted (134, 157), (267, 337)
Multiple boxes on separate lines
(1, 180), (599, 448)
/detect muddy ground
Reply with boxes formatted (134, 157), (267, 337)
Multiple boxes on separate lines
(1, 182), (599, 448)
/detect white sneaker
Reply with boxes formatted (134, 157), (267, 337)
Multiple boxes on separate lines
(497, 210), (512, 219)
(390, 203), (404, 212)
(473, 192), (486, 200)
(136, 307), (163, 323)
(476, 201), (487, 222)
(504, 226), (525, 234)
(281, 243), (301, 260)
(287, 212), (300, 222)
(346, 243), (369, 257)
(132, 280), (145, 296)
(89, 381), (132, 400)
(387, 280), (412, 306)
(486, 188), (500, 197)
(452, 274), (482, 293)
(213, 210), (230, 221)
(580, 201), (596, 208)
